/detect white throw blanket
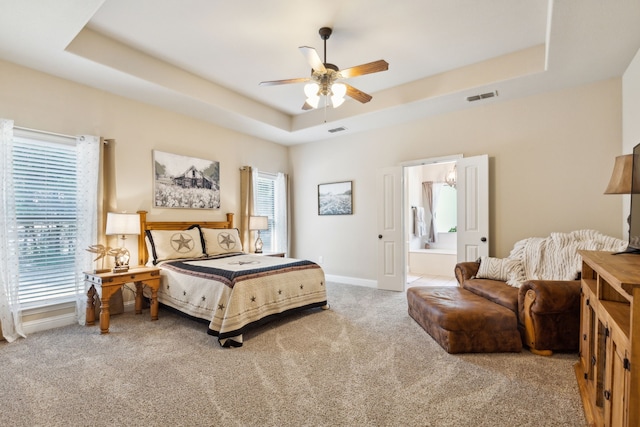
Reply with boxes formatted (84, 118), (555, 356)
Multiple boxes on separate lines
(506, 230), (626, 288)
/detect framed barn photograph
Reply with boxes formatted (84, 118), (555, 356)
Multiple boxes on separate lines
(318, 181), (353, 215)
(153, 150), (220, 209)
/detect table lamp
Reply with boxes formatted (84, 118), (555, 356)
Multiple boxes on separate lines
(604, 154), (632, 195)
(105, 212), (140, 272)
(249, 216), (269, 253)
(605, 154), (634, 249)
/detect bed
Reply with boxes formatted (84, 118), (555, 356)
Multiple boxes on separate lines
(136, 211), (328, 347)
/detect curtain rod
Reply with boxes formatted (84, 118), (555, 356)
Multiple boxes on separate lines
(13, 125), (109, 144)
(13, 125), (76, 140)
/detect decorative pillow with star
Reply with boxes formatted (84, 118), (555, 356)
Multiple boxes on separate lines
(145, 226), (205, 264)
(201, 228), (243, 255)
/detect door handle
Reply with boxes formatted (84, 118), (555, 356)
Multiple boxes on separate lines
(480, 237), (487, 242)
(378, 234), (383, 239)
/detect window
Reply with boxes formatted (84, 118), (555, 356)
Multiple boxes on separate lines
(12, 131), (79, 308)
(434, 183), (457, 232)
(255, 173), (275, 250)
(254, 171), (287, 254)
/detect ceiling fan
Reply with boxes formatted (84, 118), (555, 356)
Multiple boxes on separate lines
(259, 27), (389, 110)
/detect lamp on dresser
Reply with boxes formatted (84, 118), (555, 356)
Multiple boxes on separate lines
(604, 154), (632, 195)
(249, 216), (269, 253)
(604, 153), (634, 247)
(105, 212), (140, 272)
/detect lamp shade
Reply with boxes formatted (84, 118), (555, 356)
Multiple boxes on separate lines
(604, 154), (633, 194)
(249, 216), (269, 231)
(304, 83), (320, 109)
(331, 83), (346, 108)
(105, 212), (140, 236)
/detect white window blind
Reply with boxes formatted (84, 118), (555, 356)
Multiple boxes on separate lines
(12, 133), (78, 307)
(255, 173), (275, 251)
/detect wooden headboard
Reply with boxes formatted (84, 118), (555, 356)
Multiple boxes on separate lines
(137, 210), (234, 266)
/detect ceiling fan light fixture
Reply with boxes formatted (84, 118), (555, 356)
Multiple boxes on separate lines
(304, 83), (320, 98)
(306, 95), (320, 109)
(330, 83), (346, 108)
(304, 83), (320, 108)
(331, 96), (345, 108)
(260, 27), (388, 111)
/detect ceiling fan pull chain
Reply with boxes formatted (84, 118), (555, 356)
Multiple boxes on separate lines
(324, 99), (328, 123)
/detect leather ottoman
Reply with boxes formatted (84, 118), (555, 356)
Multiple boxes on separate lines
(407, 286), (522, 354)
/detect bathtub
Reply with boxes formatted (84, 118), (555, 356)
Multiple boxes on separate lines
(408, 248), (457, 277)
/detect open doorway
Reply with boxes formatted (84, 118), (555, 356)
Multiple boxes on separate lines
(377, 155), (487, 292)
(404, 160), (458, 287)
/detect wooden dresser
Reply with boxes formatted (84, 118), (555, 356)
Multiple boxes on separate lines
(577, 250), (640, 426)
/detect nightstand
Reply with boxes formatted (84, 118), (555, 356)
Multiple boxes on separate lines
(84, 266), (161, 334)
(255, 252), (286, 257)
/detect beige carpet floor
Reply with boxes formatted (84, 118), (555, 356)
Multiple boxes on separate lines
(0, 282), (586, 426)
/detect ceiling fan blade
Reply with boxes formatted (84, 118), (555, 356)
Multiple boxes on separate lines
(259, 77), (311, 86)
(302, 101), (314, 110)
(345, 84), (373, 103)
(339, 60), (389, 79)
(299, 46), (327, 74)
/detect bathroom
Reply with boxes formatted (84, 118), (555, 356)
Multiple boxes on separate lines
(406, 161), (457, 277)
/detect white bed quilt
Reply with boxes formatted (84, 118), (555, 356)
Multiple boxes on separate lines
(155, 253), (327, 347)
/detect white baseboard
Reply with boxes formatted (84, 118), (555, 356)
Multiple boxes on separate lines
(22, 300), (136, 336)
(325, 274), (377, 288)
(23, 312), (77, 335)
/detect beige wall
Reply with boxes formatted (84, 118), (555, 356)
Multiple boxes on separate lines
(290, 79), (624, 281)
(624, 48), (640, 154)
(0, 59), (288, 226)
(0, 57), (628, 292)
(622, 47), (640, 237)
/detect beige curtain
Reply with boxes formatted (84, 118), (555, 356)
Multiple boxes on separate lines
(95, 138), (118, 269)
(277, 172), (291, 255)
(92, 138), (123, 315)
(239, 166), (255, 252)
(422, 181), (436, 243)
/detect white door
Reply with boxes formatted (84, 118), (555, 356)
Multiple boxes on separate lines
(456, 155), (489, 262)
(376, 166), (404, 291)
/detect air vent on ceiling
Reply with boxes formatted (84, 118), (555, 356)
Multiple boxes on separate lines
(466, 90), (499, 102)
(328, 126), (347, 133)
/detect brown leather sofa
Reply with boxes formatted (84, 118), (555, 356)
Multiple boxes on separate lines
(454, 261), (581, 355)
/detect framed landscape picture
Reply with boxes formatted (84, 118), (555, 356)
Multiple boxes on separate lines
(153, 150), (220, 209)
(318, 181), (353, 215)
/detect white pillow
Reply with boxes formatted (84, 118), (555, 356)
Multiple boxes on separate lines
(145, 227), (204, 264)
(475, 256), (518, 282)
(201, 228), (243, 255)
